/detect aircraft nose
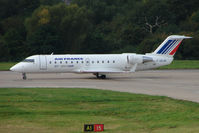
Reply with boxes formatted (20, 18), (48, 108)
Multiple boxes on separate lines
(10, 64), (22, 72)
(10, 65), (17, 71)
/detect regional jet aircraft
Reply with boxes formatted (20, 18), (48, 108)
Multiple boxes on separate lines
(10, 35), (191, 79)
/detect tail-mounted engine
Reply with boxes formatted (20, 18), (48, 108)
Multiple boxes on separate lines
(128, 54), (153, 64)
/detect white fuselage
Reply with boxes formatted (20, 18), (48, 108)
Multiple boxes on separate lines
(10, 35), (191, 79)
(10, 53), (173, 75)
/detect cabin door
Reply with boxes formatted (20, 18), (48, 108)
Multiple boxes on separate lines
(39, 55), (47, 70)
(124, 55), (131, 71)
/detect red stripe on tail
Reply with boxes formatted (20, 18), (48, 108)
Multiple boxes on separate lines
(169, 41), (182, 55)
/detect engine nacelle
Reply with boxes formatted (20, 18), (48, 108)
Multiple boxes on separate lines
(128, 54), (154, 64)
(129, 54), (143, 64)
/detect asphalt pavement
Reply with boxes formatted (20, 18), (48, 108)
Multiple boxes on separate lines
(0, 70), (199, 103)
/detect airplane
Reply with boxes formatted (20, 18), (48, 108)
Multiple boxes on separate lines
(10, 35), (191, 80)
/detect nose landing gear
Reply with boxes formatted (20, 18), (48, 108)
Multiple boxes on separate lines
(22, 73), (27, 80)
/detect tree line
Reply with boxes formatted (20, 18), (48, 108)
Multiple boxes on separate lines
(0, 0), (199, 61)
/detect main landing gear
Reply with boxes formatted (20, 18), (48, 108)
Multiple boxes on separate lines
(95, 73), (106, 79)
(22, 73), (27, 80)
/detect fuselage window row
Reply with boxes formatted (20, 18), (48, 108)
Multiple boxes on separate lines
(49, 60), (116, 64)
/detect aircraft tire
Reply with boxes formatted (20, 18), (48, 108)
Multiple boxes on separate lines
(101, 75), (106, 79)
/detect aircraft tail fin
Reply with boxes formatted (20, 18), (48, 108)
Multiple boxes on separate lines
(153, 35), (191, 56)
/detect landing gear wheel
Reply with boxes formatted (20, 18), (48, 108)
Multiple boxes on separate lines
(22, 73), (27, 80)
(101, 75), (106, 79)
(95, 73), (106, 79)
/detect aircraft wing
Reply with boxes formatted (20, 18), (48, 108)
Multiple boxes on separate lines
(77, 68), (124, 73)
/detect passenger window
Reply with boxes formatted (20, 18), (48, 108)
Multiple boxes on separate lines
(107, 61), (109, 63)
(65, 61), (67, 64)
(76, 61), (78, 64)
(97, 61), (99, 63)
(49, 61), (52, 64)
(60, 61), (62, 64)
(113, 61), (115, 63)
(71, 61), (73, 64)
(55, 61), (57, 64)
(81, 61), (84, 63)
(92, 61), (94, 64)
(102, 61), (104, 63)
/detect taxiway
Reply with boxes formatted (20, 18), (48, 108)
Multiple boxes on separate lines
(0, 70), (199, 103)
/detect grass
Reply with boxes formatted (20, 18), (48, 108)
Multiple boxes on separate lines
(0, 62), (16, 71)
(0, 88), (199, 133)
(158, 60), (199, 69)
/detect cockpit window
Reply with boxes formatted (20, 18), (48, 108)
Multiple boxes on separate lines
(23, 59), (35, 63)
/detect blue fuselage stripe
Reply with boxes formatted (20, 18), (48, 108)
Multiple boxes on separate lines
(157, 40), (172, 54)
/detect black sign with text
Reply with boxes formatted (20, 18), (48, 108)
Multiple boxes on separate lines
(84, 124), (94, 132)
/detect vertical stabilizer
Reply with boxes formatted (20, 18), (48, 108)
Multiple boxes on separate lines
(153, 35), (191, 56)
